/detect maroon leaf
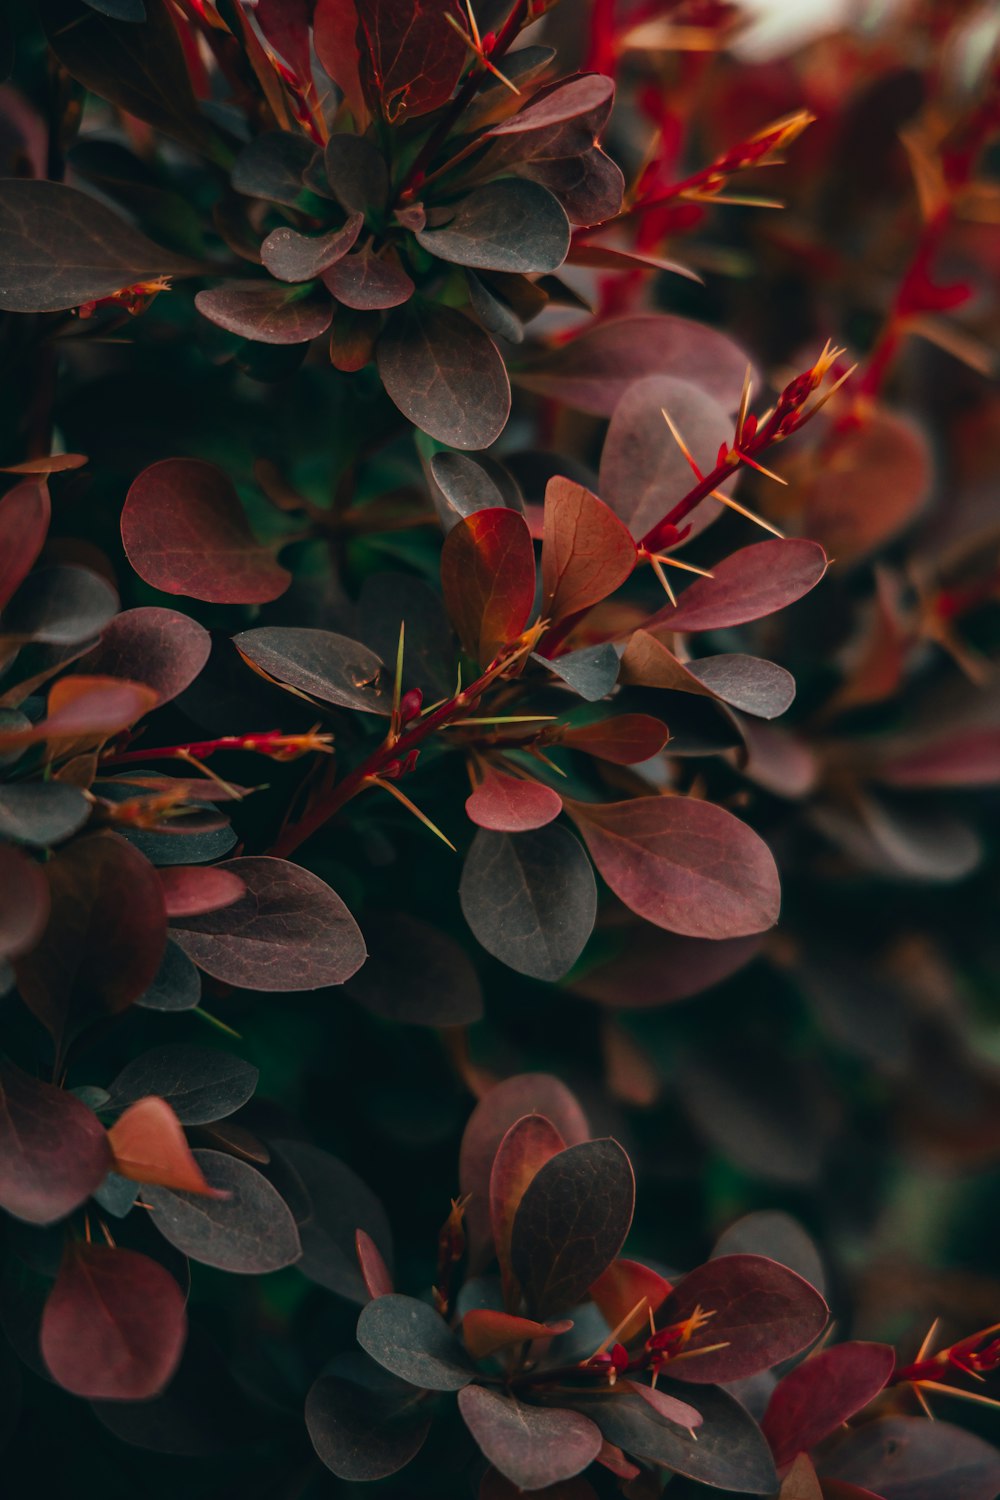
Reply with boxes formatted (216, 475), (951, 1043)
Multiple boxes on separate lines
(463, 1309), (572, 1361)
(41, 1244), (186, 1400)
(555, 715), (669, 765)
(646, 539), (828, 633)
(821, 1416), (1000, 1500)
(77, 607), (211, 705)
(356, 1228), (394, 1300)
(0, 675), (158, 752)
(0, 843), (49, 960)
(323, 135), (388, 213)
(541, 476), (636, 624)
(459, 1387), (603, 1491)
(143, 1149), (302, 1272)
(517, 145), (624, 227)
(487, 74), (615, 140)
(0, 178), (197, 313)
(517, 315), (753, 415)
(324, 244), (414, 308)
(467, 763), (562, 833)
(599, 376), (735, 542)
(876, 728), (1000, 788)
(107, 1096), (225, 1196)
(441, 507), (536, 666)
(157, 866), (246, 919)
(357, 1293), (476, 1390)
(460, 825), (597, 980)
(510, 1138), (635, 1318)
(460, 1073), (590, 1270)
(255, 0), (313, 85)
(416, 179), (570, 274)
(261, 212), (364, 282)
(491, 1113), (567, 1301)
(121, 458), (291, 605)
(657, 1254), (828, 1384)
(0, 1058), (112, 1224)
(355, 0), (467, 121)
(313, 0), (368, 125)
(12, 832), (167, 1051)
(195, 280), (333, 344)
(169, 856), (366, 991)
(0, 563), (117, 647)
(378, 302), (511, 449)
(0, 476), (50, 610)
(571, 928), (761, 1009)
(762, 1342), (896, 1472)
(568, 796), (780, 939)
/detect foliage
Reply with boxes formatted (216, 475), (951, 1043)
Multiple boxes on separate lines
(0, 0), (999, 1495)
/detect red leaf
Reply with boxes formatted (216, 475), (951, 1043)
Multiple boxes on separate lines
(194, 281), (334, 344)
(463, 1308), (572, 1362)
(441, 508), (536, 666)
(157, 866), (247, 919)
(467, 763), (562, 833)
(107, 1096), (226, 1196)
(491, 1113), (567, 1302)
(41, 1244), (186, 1400)
(541, 476), (636, 625)
(324, 244), (414, 308)
(487, 74), (615, 139)
(255, 0), (313, 85)
(356, 1227), (394, 1300)
(567, 796), (780, 939)
(627, 1381), (703, 1433)
(355, 0), (467, 121)
(656, 1254), (828, 1384)
(458, 1386), (603, 1491)
(0, 1058), (112, 1224)
(0, 842), (49, 961)
(517, 315), (753, 416)
(762, 1342), (896, 1472)
(314, 0), (368, 125)
(0, 675), (159, 753)
(459, 1073), (589, 1270)
(645, 540), (828, 634)
(590, 1258), (671, 1343)
(13, 833), (167, 1051)
(77, 607), (212, 706)
(556, 714), (669, 765)
(122, 458), (291, 605)
(0, 476), (50, 611)
(876, 727), (1000, 788)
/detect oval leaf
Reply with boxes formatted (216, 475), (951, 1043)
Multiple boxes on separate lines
(568, 797), (780, 940)
(233, 626), (388, 714)
(78, 607), (211, 705)
(122, 459), (291, 605)
(491, 1113), (567, 1301)
(170, 857), (366, 991)
(357, 1293), (476, 1390)
(646, 539), (828, 633)
(261, 212), (364, 282)
(458, 1386), (602, 1490)
(417, 179), (570, 274)
(306, 1369), (431, 1481)
(195, 280), (333, 344)
(0, 476), (50, 610)
(144, 1149), (301, 1273)
(107, 1096), (224, 1196)
(467, 764), (563, 833)
(41, 1244), (186, 1399)
(542, 476), (636, 624)
(107, 1044), (258, 1124)
(762, 1342), (896, 1471)
(0, 1058), (112, 1225)
(378, 302), (511, 449)
(510, 1138), (635, 1318)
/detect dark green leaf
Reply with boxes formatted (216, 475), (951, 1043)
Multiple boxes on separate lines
(416, 180), (570, 274)
(378, 301), (510, 449)
(261, 212), (364, 283)
(306, 1369), (431, 1481)
(233, 626), (388, 713)
(346, 912), (484, 1027)
(272, 1140), (392, 1303)
(195, 281), (333, 345)
(144, 1149), (302, 1272)
(0, 782), (90, 846)
(107, 1045), (259, 1124)
(532, 645), (620, 701)
(356, 1293), (476, 1390)
(134, 940), (202, 1012)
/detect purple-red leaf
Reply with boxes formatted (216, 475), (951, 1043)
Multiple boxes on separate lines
(0, 843), (49, 960)
(41, 1244), (186, 1400)
(261, 212), (364, 283)
(195, 280), (333, 344)
(517, 315), (753, 416)
(556, 714), (669, 765)
(762, 1342), (896, 1472)
(821, 1416), (1000, 1500)
(12, 832), (167, 1050)
(78, 607), (211, 705)
(541, 476), (636, 624)
(157, 865), (247, 919)
(0, 476), (50, 610)
(876, 728), (1000, 788)
(122, 459), (291, 605)
(646, 540), (828, 633)
(571, 928), (761, 1009)
(458, 1386), (603, 1491)
(378, 302), (510, 448)
(657, 1254), (828, 1384)
(0, 675), (158, 752)
(510, 1138), (635, 1318)
(590, 1258), (672, 1344)
(324, 244), (414, 308)
(356, 1228), (394, 1300)
(170, 856), (366, 991)
(467, 763), (562, 833)
(355, 0), (467, 121)
(442, 508), (536, 666)
(567, 796), (780, 939)
(463, 1308), (572, 1362)
(0, 1058), (112, 1224)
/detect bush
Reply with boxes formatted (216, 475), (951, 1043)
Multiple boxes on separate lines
(0, 1), (998, 1496)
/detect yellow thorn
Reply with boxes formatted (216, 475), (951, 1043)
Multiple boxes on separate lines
(660, 407), (704, 481)
(193, 1007), (243, 1040)
(390, 619), (406, 734)
(915, 1381), (1000, 1413)
(589, 1296), (650, 1360)
(653, 555), (715, 578)
(709, 489), (786, 538)
(444, 715), (558, 726)
(370, 776), (457, 851)
(175, 749), (243, 800)
(735, 365), (753, 447)
(649, 554), (677, 605)
(739, 452), (789, 485)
